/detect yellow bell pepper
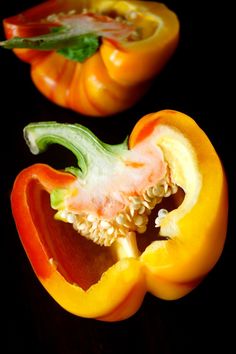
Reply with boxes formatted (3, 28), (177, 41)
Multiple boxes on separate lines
(11, 110), (228, 321)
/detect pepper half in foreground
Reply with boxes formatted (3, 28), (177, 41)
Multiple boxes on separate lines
(11, 110), (228, 321)
(1, 0), (179, 117)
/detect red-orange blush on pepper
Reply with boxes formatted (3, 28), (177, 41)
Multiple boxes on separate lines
(1, 0), (179, 116)
(11, 110), (228, 321)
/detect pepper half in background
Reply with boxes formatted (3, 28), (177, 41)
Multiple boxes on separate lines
(1, 0), (179, 117)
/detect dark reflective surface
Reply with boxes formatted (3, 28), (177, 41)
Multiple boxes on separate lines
(1, 1), (234, 353)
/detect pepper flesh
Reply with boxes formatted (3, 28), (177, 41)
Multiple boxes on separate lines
(11, 110), (228, 321)
(2, 0), (179, 116)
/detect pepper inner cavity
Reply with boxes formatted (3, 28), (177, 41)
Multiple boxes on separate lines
(54, 178), (178, 249)
(42, 4), (159, 41)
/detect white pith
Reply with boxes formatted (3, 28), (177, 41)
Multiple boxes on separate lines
(53, 123), (201, 256)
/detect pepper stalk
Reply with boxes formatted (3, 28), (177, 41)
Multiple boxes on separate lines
(24, 122), (142, 258)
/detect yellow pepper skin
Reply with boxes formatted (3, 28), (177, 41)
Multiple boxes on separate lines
(2, 0), (179, 116)
(11, 110), (228, 321)
(129, 110), (228, 300)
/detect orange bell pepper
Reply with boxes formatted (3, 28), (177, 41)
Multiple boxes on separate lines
(11, 110), (228, 321)
(1, 0), (179, 116)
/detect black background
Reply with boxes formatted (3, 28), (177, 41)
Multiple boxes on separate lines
(1, 1), (234, 353)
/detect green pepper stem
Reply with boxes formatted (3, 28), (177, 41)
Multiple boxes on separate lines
(0, 29), (87, 50)
(0, 30), (99, 63)
(24, 122), (127, 178)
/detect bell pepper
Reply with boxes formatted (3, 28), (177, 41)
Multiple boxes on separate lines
(1, 0), (179, 117)
(11, 110), (228, 321)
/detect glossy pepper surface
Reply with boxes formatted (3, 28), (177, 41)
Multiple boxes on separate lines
(1, 0), (179, 117)
(11, 110), (228, 321)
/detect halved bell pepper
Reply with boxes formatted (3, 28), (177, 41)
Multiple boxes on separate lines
(1, 0), (179, 117)
(11, 110), (228, 321)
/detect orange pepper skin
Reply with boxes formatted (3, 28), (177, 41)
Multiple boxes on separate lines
(11, 110), (228, 321)
(3, 0), (179, 116)
(30, 51), (150, 116)
(100, 2), (180, 86)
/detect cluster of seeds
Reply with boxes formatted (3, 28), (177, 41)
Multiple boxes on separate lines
(41, 10), (77, 23)
(105, 10), (142, 40)
(56, 179), (178, 247)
